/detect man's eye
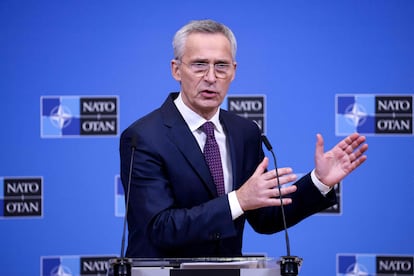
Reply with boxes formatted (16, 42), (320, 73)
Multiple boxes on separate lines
(192, 63), (208, 69)
(215, 63), (230, 70)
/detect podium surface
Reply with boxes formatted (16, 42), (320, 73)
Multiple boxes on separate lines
(109, 257), (296, 276)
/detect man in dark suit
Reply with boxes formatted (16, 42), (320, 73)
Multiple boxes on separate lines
(120, 19), (368, 258)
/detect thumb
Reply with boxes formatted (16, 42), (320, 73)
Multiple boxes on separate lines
(253, 157), (269, 176)
(315, 133), (324, 160)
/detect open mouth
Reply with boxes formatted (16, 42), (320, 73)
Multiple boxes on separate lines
(201, 90), (218, 96)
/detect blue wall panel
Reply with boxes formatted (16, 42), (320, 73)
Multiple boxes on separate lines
(1, 1), (413, 275)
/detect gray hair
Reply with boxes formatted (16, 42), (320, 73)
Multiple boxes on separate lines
(172, 19), (237, 61)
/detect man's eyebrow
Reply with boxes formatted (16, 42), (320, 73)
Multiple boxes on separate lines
(190, 58), (209, 63)
(191, 58), (231, 63)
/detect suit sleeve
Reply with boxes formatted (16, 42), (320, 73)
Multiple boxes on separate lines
(246, 173), (337, 234)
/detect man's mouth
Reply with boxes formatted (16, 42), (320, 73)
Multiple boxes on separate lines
(200, 90), (217, 95)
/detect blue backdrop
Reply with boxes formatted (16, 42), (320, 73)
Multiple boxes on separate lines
(1, 1), (413, 275)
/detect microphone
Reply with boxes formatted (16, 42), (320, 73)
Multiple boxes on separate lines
(261, 134), (302, 276)
(110, 136), (136, 276)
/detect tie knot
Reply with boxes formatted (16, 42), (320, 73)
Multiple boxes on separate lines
(202, 121), (215, 137)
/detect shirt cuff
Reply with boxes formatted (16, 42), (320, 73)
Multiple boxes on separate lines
(311, 169), (332, 196)
(228, 191), (244, 220)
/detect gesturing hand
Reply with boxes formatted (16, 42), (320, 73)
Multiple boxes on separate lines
(314, 133), (368, 186)
(236, 157), (298, 212)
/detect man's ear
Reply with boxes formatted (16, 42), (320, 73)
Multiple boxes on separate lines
(171, 59), (181, 81)
(230, 62), (237, 81)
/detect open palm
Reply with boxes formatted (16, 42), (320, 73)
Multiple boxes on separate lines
(314, 133), (368, 186)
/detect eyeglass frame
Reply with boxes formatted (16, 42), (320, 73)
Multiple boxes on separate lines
(177, 60), (236, 79)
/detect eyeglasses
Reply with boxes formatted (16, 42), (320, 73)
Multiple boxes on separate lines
(179, 60), (234, 79)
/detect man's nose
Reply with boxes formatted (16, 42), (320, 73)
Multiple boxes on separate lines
(203, 64), (217, 82)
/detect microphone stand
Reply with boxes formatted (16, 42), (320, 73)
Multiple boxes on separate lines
(261, 134), (303, 276)
(111, 258), (132, 276)
(111, 139), (136, 276)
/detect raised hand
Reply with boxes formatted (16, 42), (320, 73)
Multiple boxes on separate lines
(314, 133), (368, 186)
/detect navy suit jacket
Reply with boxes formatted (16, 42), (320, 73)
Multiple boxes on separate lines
(120, 92), (336, 258)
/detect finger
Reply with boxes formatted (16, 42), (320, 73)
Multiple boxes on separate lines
(277, 173), (298, 186)
(268, 185), (297, 199)
(336, 133), (358, 154)
(277, 167), (294, 177)
(263, 167), (293, 180)
(353, 135), (367, 150)
(351, 143), (368, 161)
(315, 133), (324, 159)
(353, 154), (368, 169)
(345, 134), (367, 154)
(351, 146), (368, 167)
(338, 134), (354, 151)
(268, 197), (293, 206)
(278, 185), (297, 196)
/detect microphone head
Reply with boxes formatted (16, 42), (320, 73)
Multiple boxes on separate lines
(261, 134), (273, 151)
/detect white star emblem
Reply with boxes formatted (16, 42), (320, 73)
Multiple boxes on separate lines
(345, 262), (369, 276)
(51, 265), (72, 276)
(49, 105), (72, 129)
(344, 103), (367, 127)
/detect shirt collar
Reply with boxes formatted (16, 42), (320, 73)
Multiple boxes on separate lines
(174, 92), (223, 133)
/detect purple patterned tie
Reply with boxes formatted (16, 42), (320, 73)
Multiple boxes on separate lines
(202, 121), (225, 196)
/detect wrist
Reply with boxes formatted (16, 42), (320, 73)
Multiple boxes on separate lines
(311, 169), (331, 196)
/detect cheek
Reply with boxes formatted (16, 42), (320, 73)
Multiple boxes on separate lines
(180, 79), (199, 97)
(182, 76), (200, 90)
(219, 81), (232, 93)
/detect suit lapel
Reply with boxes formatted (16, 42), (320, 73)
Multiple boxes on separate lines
(160, 93), (218, 196)
(220, 111), (244, 190)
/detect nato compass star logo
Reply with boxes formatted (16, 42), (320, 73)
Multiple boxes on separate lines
(336, 95), (376, 135)
(49, 105), (73, 129)
(41, 256), (78, 276)
(345, 263), (369, 276)
(336, 94), (413, 135)
(41, 96), (81, 138)
(51, 265), (73, 276)
(344, 103), (367, 128)
(41, 95), (119, 138)
(337, 254), (376, 276)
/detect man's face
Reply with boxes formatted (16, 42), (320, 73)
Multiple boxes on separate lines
(171, 32), (236, 119)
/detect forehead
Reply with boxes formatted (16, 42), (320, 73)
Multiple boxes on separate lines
(183, 32), (233, 61)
